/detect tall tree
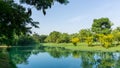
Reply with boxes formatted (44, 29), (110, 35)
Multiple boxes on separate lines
(0, 0), (39, 45)
(45, 31), (61, 43)
(20, 0), (69, 15)
(92, 18), (113, 35)
(0, 0), (68, 45)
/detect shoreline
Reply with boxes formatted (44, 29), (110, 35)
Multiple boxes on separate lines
(1, 43), (120, 52)
(42, 43), (120, 52)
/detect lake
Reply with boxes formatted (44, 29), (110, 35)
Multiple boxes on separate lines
(0, 45), (120, 68)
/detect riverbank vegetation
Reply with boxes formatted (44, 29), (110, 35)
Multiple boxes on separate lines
(41, 18), (120, 49)
(1, 17), (120, 51)
(43, 43), (120, 52)
(0, 1), (120, 51)
(0, 0), (68, 46)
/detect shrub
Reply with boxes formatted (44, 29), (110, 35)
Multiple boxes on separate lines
(86, 37), (93, 46)
(71, 38), (80, 46)
(17, 36), (38, 46)
(97, 34), (105, 46)
(103, 34), (114, 48)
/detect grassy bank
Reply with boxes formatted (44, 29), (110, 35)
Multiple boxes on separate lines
(42, 43), (120, 52)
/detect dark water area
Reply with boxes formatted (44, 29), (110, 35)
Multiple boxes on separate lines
(0, 45), (120, 68)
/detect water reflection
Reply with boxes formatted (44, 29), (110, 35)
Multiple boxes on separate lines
(0, 48), (16, 68)
(0, 45), (120, 68)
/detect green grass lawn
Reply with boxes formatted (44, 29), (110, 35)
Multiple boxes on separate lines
(42, 43), (120, 52)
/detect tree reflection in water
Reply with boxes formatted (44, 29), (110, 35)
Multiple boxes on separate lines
(0, 48), (16, 68)
(0, 45), (120, 68)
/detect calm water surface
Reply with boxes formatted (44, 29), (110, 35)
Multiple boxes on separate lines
(0, 45), (120, 68)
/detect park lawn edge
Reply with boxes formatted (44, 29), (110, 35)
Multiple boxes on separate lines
(42, 43), (120, 52)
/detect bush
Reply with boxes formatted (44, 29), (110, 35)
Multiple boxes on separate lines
(102, 34), (114, 48)
(71, 38), (80, 46)
(97, 34), (113, 48)
(17, 36), (38, 46)
(86, 37), (93, 46)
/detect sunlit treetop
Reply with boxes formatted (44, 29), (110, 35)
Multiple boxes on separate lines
(19, 0), (69, 15)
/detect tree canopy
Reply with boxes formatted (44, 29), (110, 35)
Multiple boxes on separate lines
(20, 0), (69, 15)
(45, 31), (61, 43)
(92, 18), (113, 35)
(0, 0), (68, 45)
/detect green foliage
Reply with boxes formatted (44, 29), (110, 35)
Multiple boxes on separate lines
(59, 33), (70, 43)
(0, 0), (39, 45)
(0, 51), (17, 68)
(17, 35), (38, 46)
(103, 34), (113, 48)
(92, 18), (113, 35)
(44, 32), (70, 43)
(32, 34), (41, 43)
(112, 30), (120, 45)
(39, 35), (47, 43)
(97, 34), (114, 48)
(79, 29), (92, 42)
(71, 38), (80, 46)
(20, 0), (69, 15)
(85, 37), (93, 46)
(97, 34), (105, 45)
(70, 33), (79, 38)
(45, 31), (61, 43)
(0, 0), (68, 45)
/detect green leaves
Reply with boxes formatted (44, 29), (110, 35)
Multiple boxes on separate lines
(71, 38), (80, 46)
(45, 31), (61, 43)
(92, 18), (113, 35)
(20, 0), (69, 15)
(0, 0), (39, 45)
(0, 0), (69, 45)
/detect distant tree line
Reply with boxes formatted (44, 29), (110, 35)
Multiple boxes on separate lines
(0, 17), (119, 48)
(32, 17), (120, 48)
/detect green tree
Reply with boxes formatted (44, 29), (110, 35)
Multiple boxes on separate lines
(17, 35), (37, 45)
(0, 0), (68, 45)
(92, 18), (113, 35)
(59, 33), (70, 43)
(71, 37), (80, 46)
(39, 35), (47, 43)
(112, 29), (120, 45)
(79, 29), (92, 42)
(85, 37), (93, 46)
(70, 33), (79, 38)
(97, 34), (114, 48)
(45, 31), (61, 43)
(20, 0), (69, 15)
(115, 26), (120, 32)
(32, 33), (41, 43)
(0, 0), (39, 45)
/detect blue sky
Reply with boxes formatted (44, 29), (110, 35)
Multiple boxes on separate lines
(16, 0), (120, 35)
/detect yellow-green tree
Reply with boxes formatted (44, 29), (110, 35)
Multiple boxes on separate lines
(97, 34), (114, 48)
(101, 34), (114, 48)
(97, 34), (105, 46)
(71, 38), (80, 46)
(112, 30), (120, 45)
(104, 34), (114, 48)
(85, 37), (93, 46)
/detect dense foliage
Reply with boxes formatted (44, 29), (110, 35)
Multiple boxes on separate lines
(92, 18), (113, 35)
(0, 0), (68, 45)
(42, 17), (120, 48)
(0, 0), (120, 49)
(71, 38), (80, 46)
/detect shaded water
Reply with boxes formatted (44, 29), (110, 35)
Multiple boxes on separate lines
(0, 45), (120, 68)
